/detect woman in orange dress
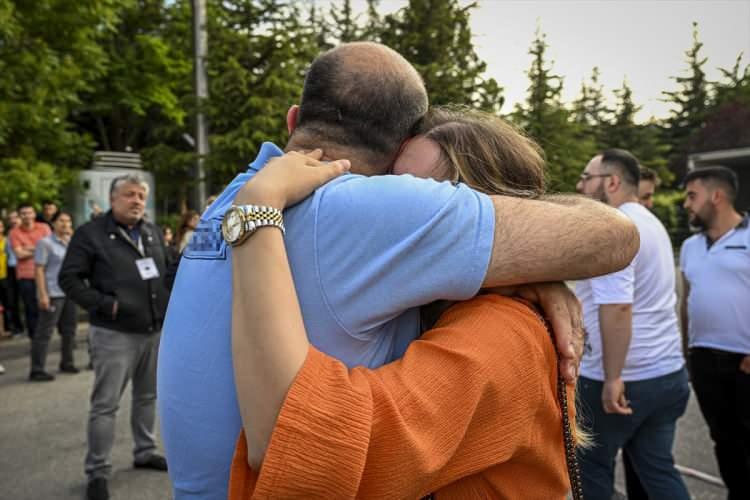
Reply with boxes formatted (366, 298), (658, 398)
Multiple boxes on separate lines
(228, 108), (587, 499)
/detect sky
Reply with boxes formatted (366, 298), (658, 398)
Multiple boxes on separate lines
(347, 0), (750, 121)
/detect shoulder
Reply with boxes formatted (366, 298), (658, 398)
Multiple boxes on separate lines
(680, 233), (702, 255)
(316, 173), (483, 209)
(436, 295), (552, 359)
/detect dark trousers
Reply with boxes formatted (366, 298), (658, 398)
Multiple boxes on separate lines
(6, 266), (23, 332)
(690, 347), (750, 500)
(30, 297), (77, 374)
(577, 368), (690, 500)
(17, 278), (38, 337)
(624, 450), (650, 499)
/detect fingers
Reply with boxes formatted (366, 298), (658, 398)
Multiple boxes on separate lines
(305, 148), (324, 160)
(317, 159), (351, 183)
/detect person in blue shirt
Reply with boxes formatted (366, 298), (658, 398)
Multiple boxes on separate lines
(158, 42), (639, 500)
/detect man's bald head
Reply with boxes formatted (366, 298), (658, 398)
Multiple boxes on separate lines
(293, 42), (428, 174)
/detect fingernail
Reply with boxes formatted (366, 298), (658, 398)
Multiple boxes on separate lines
(339, 159), (351, 169)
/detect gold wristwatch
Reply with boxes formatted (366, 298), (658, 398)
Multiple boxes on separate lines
(221, 204), (285, 246)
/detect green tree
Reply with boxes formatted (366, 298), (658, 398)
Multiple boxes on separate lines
(662, 22), (710, 179)
(572, 67), (612, 148)
(512, 28), (595, 191)
(0, 0), (119, 208)
(328, 0), (361, 43)
(378, 0), (503, 112)
(684, 52), (750, 155)
(601, 80), (670, 183)
(75, 0), (189, 153)
(203, 0), (319, 185)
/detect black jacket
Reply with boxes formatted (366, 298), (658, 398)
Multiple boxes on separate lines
(59, 211), (172, 334)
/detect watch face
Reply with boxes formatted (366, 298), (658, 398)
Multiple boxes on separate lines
(222, 208), (243, 243)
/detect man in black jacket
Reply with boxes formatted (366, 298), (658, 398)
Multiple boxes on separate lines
(59, 173), (171, 500)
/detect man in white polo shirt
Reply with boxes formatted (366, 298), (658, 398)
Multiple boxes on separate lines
(680, 165), (750, 500)
(575, 149), (689, 500)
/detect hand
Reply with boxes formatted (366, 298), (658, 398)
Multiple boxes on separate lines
(487, 282), (583, 384)
(740, 355), (750, 375)
(602, 377), (632, 415)
(235, 150), (350, 209)
(38, 295), (50, 311)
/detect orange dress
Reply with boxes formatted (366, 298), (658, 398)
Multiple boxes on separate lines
(229, 295), (574, 499)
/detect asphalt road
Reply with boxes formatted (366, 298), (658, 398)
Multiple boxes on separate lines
(0, 339), (729, 500)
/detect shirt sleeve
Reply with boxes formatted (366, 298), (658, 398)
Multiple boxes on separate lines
(314, 174), (495, 335)
(589, 258), (636, 305)
(34, 239), (49, 266)
(228, 296), (566, 499)
(678, 239), (688, 272)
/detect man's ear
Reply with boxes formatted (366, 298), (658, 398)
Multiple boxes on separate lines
(607, 173), (620, 193)
(710, 188), (722, 205)
(286, 105), (300, 135)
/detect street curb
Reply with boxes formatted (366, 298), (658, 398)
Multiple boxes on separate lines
(0, 322), (90, 362)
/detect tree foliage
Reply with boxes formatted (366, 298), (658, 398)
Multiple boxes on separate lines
(378, 0), (503, 112)
(0, 0), (119, 208)
(0, 0), (746, 230)
(512, 28), (595, 191)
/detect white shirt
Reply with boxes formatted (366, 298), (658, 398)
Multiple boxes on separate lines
(679, 214), (750, 354)
(577, 202), (685, 381)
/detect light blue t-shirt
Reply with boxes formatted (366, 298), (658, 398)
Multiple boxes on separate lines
(679, 214), (750, 354)
(34, 234), (69, 298)
(157, 142), (495, 499)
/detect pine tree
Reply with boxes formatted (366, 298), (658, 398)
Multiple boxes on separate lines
(603, 80), (670, 183)
(662, 22), (711, 178)
(571, 67), (612, 149)
(329, 0), (360, 43)
(683, 53), (750, 154)
(378, 0), (503, 112)
(511, 28), (595, 192)
(203, 0), (319, 185)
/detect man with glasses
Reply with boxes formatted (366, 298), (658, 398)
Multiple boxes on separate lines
(575, 149), (689, 500)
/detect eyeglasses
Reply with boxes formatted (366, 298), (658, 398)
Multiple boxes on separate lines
(579, 173), (612, 182)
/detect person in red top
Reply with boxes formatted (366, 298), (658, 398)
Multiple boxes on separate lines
(9, 203), (51, 338)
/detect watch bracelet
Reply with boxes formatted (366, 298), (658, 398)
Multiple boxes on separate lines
(242, 205), (285, 234)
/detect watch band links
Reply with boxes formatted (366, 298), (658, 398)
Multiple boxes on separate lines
(241, 205), (285, 235)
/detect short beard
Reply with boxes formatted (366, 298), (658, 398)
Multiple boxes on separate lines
(592, 183), (609, 205)
(689, 205), (714, 231)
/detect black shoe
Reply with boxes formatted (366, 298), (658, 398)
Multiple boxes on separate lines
(59, 364), (80, 374)
(87, 477), (109, 500)
(134, 453), (168, 471)
(29, 371), (55, 382)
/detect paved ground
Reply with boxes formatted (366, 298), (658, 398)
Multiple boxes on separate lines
(0, 333), (729, 500)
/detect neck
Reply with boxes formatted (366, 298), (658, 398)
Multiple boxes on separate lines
(608, 191), (639, 209)
(707, 207), (743, 241)
(284, 138), (383, 176)
(112, 212), (138, 228)
(22, 222), (34, 230)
